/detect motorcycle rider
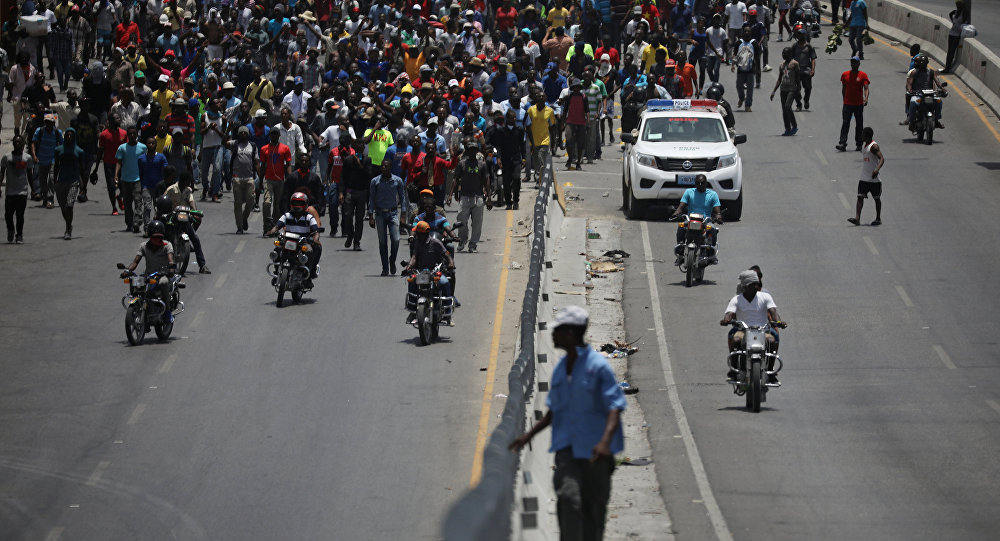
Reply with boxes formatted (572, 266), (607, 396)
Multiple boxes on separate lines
(119, 219), (177, 319)
(719, 271), (788, 383)
(402, 220), (456, 325)
(158, 170), (210, 274)
(905, 54), (945, 130)
(412, 189), (459, 245)
(705, 82), (735, 133)
(265, 191), (322, 287)
(669, 174), (722, 266)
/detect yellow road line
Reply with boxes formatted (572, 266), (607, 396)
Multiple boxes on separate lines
(867, 32), (1000, 144)
(469, 210), (515, 487)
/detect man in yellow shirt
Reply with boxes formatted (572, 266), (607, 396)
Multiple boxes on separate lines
(244, 66), (275, 116)
(526, 91), (555, 185)
(641, 34), (670, 73)
(154, 123), (173, 153)
(547, 0), (570, 28)
(152, 74), (175, 120)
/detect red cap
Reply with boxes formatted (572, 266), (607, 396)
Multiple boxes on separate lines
(165, 49), (176, 57)
(665, 59), (676, 67)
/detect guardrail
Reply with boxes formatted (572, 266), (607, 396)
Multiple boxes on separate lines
(442, 155), (557, 541)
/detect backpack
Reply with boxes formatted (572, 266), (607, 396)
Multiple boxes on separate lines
(736, 40), (755, 72)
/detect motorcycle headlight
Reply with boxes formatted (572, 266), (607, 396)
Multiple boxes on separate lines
(717, 152), (737, 169)
(635, 152), (657, 167)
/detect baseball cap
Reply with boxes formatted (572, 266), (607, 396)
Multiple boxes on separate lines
(294, 76), (304, 84)
(222, 81), (236, 89)
(851, 55), (862, 62)
(254, 109), (267, 118)
(44, 113), (56, 122)
(134, 70), (145, 78)
(171, 126), (184, 134)
(448, 79), (459, 87)
(237, 126), (250, 136)
(158, 74), (170, 83)
(553, 305), (588, 328)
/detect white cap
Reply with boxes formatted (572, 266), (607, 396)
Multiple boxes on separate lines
(553, 305), (588, 328)
(601, 53), (611, 61)
(448, 79), (459, 87)
(158, 74), (170, 83)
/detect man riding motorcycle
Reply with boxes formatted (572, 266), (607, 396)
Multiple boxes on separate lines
(411, 189), (459, 245)
(669, 174), (723, 266)
(265, 191), (322, 287)
(402, 220), (456, 324)
(905, 54), (945, 129)
(157, 173), (210, 274)
(119, 219), (177, 317)
(719, 270), (788, 383)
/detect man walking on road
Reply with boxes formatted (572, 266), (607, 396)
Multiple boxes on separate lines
(837, 56), (870, 152)
(509, 305), (626, 541)
(448, 142), (492, 253)
(848, 0), (869, 60)
(848, 127), (885, 226)
(368, 160), (406, 276)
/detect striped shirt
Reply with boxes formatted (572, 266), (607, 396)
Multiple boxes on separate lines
(276, 211), (318, 235)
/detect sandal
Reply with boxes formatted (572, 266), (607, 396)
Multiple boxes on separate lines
(847, 218), (860, 225)
(871, 220), (881, 226)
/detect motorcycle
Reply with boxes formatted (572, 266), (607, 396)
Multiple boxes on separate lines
(407, 221), (463, 292)
(159, 205), (203, 275)
(793, 1), (823, 38)
(670, 213), (719, 287)
(267, 228), (324, 307)
(907, 84), (947, 145)
(117, 263), (185, 345)
(727, 321), (783, 413)
(403, 261), (455, 345)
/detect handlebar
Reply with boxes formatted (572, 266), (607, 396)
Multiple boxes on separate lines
(724, 320), (787, 329)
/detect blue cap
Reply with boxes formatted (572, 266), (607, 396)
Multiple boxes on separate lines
(850, 55), (862, 62)
(294, 76), (304, 84)
(546, 61), (557, 71)
(188, 97), (200, 108)
(521, 27), (531, 35)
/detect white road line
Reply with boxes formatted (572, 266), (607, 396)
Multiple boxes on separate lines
(814, 148), (829, 166)
(127, 404), (147, 425)
(235, 240), (247, 254)
(640, 221), (731, 541)
(863, 236), (880, 256)
(837, 192), (851, 211)
(895, 285), (915, 307)
(86, 461), (110, 487)
(158, 354), (176, 374)
(189, 310), (204, 328)
(45, 527), (65, 541)
(214, 273), (228, 288)
(986, 400), (1000, 415)
(932, 345), (957, 370)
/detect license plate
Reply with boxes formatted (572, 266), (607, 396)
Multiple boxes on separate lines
(284, 241), (298, 251)
(677, 174), (696, 186)
(176, 212), (189, 222)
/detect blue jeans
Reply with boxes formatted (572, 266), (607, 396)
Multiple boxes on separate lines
(706, 56), (721, 83)
(848, 25), (865, 57)
(374, 208), (400, 272)
(324, 182), (340, 234)
(53, 57), (71, 90)
(200, 145), (223, 196)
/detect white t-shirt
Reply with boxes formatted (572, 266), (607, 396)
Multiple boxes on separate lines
(725, 2), (748, 29)
(707, 27), (727, 56)
(725, 292), (777, 327)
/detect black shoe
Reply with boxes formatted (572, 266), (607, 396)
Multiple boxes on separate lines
(6, 232), (13, 243)
(855, 145), (863, 152)
(243, 220), (249, 232)
(353, 243), (361, 251)
(835, 143), (847, 152)
(15, 235), (23, 244)
(344, 236), (353, 248)
(304, 278), (314, 289)
(77, 193), (88, 203)
(390, 262), (397, 275)
(505, 204), (512, 210)
(199, 265), (212, 274)
(935, 121), (945, 129)
(513, 203), (519, 210)
(674, 255), (684, 266)
(381, 269), (389, 276)
(727, 369), (739, 381)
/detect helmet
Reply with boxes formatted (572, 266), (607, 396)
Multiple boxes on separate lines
(413, 220), (431, 233)
(155, 194), (173, 215)
(148, 220), (166, 237)
(705, 82), (725, 100)
(914, 54), (929, 68)
(290, 191), (308, 212)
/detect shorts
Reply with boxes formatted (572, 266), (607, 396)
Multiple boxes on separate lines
(857, 180), (882, 200)
(56, 182), (80, 208)
(729, 326), (779, 345)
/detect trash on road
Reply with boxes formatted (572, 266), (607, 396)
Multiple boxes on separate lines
(494, 393), (508, 399)
(621, 457), (653, 466)
(589, 261), (621, 273)
(566, 194), (584, 201)
(586, 228), (601, 239)
(600, 340), (640, 357)
(510, 261), (524, 269)
(602, 192), (610, 197)
(603, 249), (631, 258)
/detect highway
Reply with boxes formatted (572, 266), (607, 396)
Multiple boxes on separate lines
(559, 35), (1000, 540)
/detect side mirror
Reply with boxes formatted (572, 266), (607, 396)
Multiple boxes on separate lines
(620, 133), (635, 145)
(116, 263), (126, 269)
(451, 221), (464, 230)
(733, 134), (747, 145)
(317, 227), (326, 233)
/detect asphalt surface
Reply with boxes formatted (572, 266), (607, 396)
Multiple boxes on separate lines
(0, 152), (528, 538)
(558, 36), (1000, 541)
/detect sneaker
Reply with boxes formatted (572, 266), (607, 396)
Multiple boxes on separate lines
(253, 204), (260, 212)
(744, 106), (752, 112)
(795, 105), (802, 112)
(344, 237), (353, 248)
(199, 265), (212, 274)
(762, 64), (772, 72)
(243, 220), (249, 232)
(847, 218), (860, 225)
(835, 143), (847, 152)
(63, 230), (71, 240)
(935, 121), (945, 129)
(469, 245), (478, 253)
(513, 203), (519, 210)
(457, 242), (466, 252)
(381, 269), (389, 277)
(353, 243), (361, 251)
(790, 128), (798, 135)
(781, 130), (792, 136)
(77, 193), (88, 203)
(767, 374), (780, 385)
(776, 36), (784, 42)
(7, 231), (14, 243)
(112, 209), (119, 216)
(15, 235), (23, 244)
(804, 103), (810, 110)
(45, 201), (54, 209)
(737, 99), (744, 107)
(505, 204), (512, 210)
(871, 220), (882, 226)
(212, 196), (221, 203)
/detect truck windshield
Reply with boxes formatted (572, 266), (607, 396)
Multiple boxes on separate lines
(641, 117), (728, 143)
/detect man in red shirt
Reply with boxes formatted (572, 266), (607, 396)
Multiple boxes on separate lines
(495, 0), (518, 44)
(836, 56), (870, 152)
(399, 135), (428, 189)
(562, 78), (589, 171)
(423, 141), (459, 207)
(115, 11), (141, 49)
(95, 113), (128, 215)
(675, 50), (698, 98)
(260, 129), (293, 232)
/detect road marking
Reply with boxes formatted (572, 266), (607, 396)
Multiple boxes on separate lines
(863, 236), (879, 256)
(932, 345), (957, 370)
(837, 192), (851, 211)
(214, 273), (228, 288)
(640, 222), (730, 541)
(86, 461), (111, 486)
(45, 527), (65, 541)
(814, 148), (829, 166)
(189, 310), (204, 328)
(895, 285), (914, 307)
(469, 210), (515, 488)
(234, 240), (247, 254)
(127, 403), (147, 425)
(158, 354), (177, 374)
(986, 400), (1000, 415)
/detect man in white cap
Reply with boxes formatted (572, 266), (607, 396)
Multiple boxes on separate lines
(510, 305), (626, 541)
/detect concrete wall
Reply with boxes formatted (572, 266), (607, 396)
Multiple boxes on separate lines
(832, 0), (1000, 116)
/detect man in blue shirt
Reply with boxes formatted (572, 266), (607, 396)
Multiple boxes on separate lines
(368, 160), (407, 276)
(489, 57), (518, 103)
(669, 174), (723, 264)
(510, 305), (626, 541)
(115, 127), (148, 233)
(137, 137), (169, 234)
(848, 0), (869, 60)
(32, 114), (63, 207)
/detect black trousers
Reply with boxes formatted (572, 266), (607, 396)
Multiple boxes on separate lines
(795, 75), (813, 108)
(501, 160), (521, 205)
(945, 35), (961, 71)
(781, 90), (800, 131)
(5, 195), (27, 236)
(341, 189), (368, 244)
(839, 104), (864, 147)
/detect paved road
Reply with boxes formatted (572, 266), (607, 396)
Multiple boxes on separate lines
(903, 0), (1000, 54)
(559, 36), (1000, 540)
(0, 171), (527, 538)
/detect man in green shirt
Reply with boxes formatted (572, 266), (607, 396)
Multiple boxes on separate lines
(363, 116), (394, 166)
(582, 67), (607, 162)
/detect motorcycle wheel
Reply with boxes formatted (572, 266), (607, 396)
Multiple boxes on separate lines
(276, 268), (288, 308)
(416, 304), (431, 345)
(748, 361), (762, 413)
(291, 288), (304, 303)
(430, 304), (440, 340)
(125, 304), (146, 346)
(925, 118), (934, 145)
(695, 263), (705, 283)
(154, 316), (174, 341)
(176, 239), (191, 275)
(685, 249), (696, 287)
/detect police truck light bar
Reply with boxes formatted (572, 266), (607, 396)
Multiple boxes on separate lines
(646, 99), (718, 112)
